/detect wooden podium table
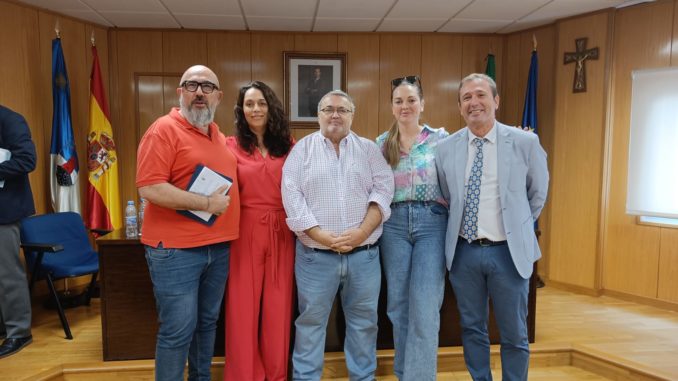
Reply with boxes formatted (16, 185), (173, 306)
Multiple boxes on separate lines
(97, 231), (536, 361)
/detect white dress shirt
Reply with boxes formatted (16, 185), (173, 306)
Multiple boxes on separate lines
(461, 123), (507, 241)
(282, 131), (394, 249)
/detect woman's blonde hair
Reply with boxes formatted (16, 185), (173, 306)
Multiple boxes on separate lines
(383, 79), (424, 168)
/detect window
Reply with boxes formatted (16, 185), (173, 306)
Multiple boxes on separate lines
(627, 67), (678, 227)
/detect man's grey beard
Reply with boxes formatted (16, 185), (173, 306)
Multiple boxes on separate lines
(180, 96), (216, 128)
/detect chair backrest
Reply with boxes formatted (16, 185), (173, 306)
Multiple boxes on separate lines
(20, 212), (99, 279)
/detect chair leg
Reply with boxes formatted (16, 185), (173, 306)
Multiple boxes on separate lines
(85, 272), (98, 306)
(45, 274), (73, 340)
(28, 253), (44, 295)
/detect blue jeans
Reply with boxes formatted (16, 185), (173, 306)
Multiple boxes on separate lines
(449, 239), (529, 381)
(380, 202), (447, 381)
(292, 240), (381, 381)
(145, 242), (230, 381)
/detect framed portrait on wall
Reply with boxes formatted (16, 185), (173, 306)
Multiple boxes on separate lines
(283, 51), (347, 128)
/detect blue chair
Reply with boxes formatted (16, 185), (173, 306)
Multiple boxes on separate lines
(19, 212), (99, 340)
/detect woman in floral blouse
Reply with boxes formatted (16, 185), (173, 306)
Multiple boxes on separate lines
(376, 76), (449, 381)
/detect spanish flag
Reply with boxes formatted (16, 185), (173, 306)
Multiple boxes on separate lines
(86, 45), (121, 232)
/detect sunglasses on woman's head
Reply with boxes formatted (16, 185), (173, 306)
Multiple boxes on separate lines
(391, 76), (422, 91)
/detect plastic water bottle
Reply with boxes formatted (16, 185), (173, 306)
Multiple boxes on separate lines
(138, 198), (146, 236)
(125, 200), (138, 238)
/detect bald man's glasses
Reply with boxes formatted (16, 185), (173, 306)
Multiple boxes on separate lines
(181, 81), (219, 94)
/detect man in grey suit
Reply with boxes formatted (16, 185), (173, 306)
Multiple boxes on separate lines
(435, 73), (548, 381)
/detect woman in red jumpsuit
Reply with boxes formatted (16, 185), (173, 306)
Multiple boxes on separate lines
(224, 81), (295, 381)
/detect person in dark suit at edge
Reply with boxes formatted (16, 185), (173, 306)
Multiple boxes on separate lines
(0, 104), (37, 359)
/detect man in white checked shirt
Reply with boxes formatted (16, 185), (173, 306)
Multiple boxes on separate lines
(282, 90), (394, 381)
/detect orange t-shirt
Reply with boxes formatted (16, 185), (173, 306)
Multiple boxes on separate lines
(136, 107), (240, 248)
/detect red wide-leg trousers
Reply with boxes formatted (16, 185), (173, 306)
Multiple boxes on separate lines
(224, 208), (295, 381)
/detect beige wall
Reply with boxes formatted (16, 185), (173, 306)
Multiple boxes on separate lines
(3, 0), (678, 309)
(540, 0), (678, 307)
(548, 11), (612, 290)
(603, 0), (678, 303)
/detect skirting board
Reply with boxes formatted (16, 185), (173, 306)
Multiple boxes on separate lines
(24, 344), (673, 381)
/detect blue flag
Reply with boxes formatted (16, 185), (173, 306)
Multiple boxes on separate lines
(521, 50), (538, 133)
(50, 38), (80, 213)
(522, 49), (539, 232)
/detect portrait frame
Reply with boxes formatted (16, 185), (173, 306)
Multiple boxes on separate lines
(283, 51), (347, 128)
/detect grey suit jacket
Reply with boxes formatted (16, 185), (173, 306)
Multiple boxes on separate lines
(435, 122), (549, 279)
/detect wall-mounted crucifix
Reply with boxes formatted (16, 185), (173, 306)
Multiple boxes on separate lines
(563, 38), (599, 93)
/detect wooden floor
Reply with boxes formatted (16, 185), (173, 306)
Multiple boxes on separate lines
(1, 286), (678, 380)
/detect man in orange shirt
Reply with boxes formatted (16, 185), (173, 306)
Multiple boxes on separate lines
(136, 65), (240, 381)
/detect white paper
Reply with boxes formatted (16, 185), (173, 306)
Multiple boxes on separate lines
(0, 148), (10, 188)
(186, 166), (232, 222)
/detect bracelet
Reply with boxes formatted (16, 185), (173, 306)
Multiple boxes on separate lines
(205, 195), (210, 211)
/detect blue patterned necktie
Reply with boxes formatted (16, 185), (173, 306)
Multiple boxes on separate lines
(462, 138), (486, 243)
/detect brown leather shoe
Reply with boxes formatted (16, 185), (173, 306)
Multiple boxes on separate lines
(0, 336), (33, 359)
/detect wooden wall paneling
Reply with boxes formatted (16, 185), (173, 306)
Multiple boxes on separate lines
(378, 34), (422, 137)
(602, 1), (674, 297)
(162, 31), (208, 73)
(0, 2), (46, 213)
(548, 12), (611, 289)
(27, 7), (49, 215)
(658, 228), (678, 303)
(501, 33), (526, 126)
(161, 74), (182, 122)
(111, 30), (163, 206)
(136, 76), (165, 141)
(250, 32), (294, 98)
(338, 34), (380, 140)
(530, 25), (557, 280)
(294, 32), (338, 52)
(249, 32), (295, 137)
(460, 35), (503, 122)
(107, 29), (120, 203)
(656, 0), (678, 304)
(207, 31), (252, 136)
(421, 34), (463, 133)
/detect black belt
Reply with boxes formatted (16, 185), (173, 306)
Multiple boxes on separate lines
(391, 201), (440, 207)
(467, 238), (507, 247)
(312, 241), (379, 255)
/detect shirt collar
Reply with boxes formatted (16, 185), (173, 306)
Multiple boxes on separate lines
(320, 130), (353, 146)
(467, 122), (497, 145)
